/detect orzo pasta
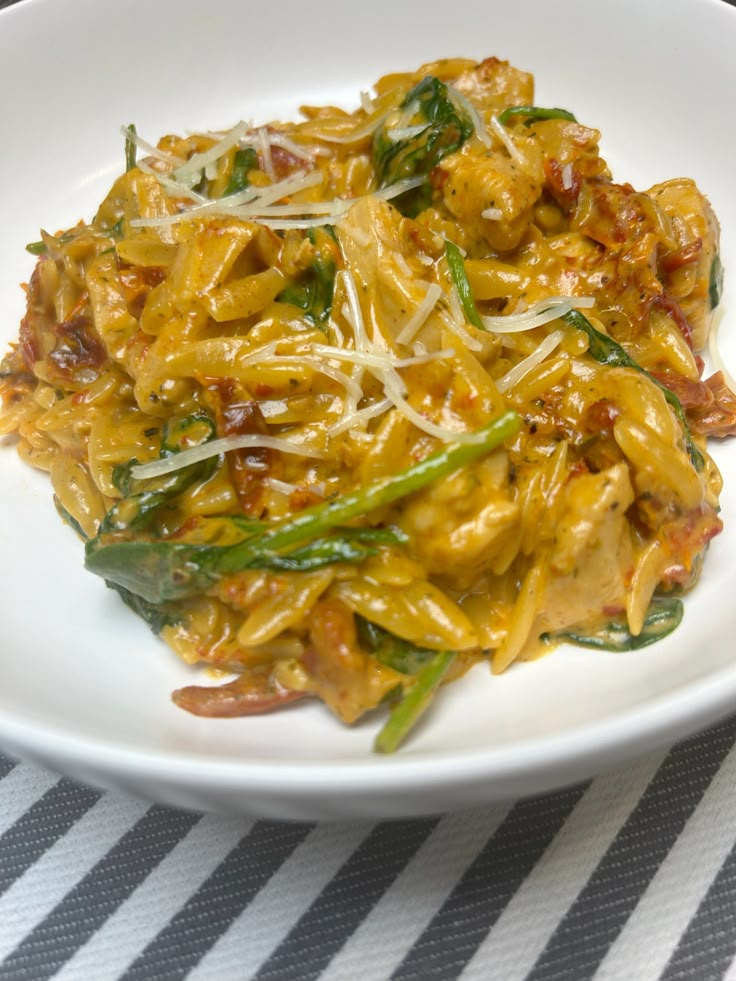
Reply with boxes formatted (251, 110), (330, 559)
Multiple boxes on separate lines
(2, 57), (733, 751)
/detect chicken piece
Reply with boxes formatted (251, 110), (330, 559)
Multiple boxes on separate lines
(452, 57), (535, 114)
(397, 455), (519, 581)
(572, 181), (664, 252)
(338, 195), (446, 349)
(438, 146), (541, 253)
(534, 463), (635, 635)
(532, 119), (611, 195)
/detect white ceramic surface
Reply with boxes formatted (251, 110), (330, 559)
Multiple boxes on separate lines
(0, 0), (735, 820)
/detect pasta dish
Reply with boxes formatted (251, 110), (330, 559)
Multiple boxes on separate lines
(1, 57), (733, 751)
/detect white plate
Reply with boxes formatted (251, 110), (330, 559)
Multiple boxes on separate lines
(1, 0), (735, 821)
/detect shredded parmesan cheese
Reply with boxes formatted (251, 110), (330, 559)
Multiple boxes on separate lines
(360, 90), (375, 115)
(372, 176), (426, 201)
(172, 121), (251, 187)
(265, 353), (365, 404)
(382, 377), (474, 442)
(396, 283), (444, 345)
(339, 269), (370, 352)
(482, 296), (594, 334)
(136, 160), (209, 205)
(131, 174), (425, 231)
(245, 131), (319, 161)
(395, 98), (421, 130)
(314, 113), (388, 145)
(120, 126), (185, 167)
(328, 397), (393, 436)
(130, 434), (326, 480)
(386, 124), (429, 143)
(442, 290), (483, 352)
(310, 342), (454, 372)
(263, 477), (300, 495)
(496, 329), (565, 393)
(447, 84), (492, 148)
(256, 127), (275, 179)
(336, 270), (468, 442)
(490, 114), (526, 167)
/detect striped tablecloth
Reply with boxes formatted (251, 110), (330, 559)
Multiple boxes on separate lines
(2, 713), (736, 980)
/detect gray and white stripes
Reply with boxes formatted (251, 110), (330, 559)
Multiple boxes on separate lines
(3, 717), (736, 979)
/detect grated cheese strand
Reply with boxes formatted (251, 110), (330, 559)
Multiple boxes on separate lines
(130, 170), (322, 228)
(120, 127), (185, 167)
(490, 114), (526, 167)
(496, 329), (565, 393)
(360, 90), (376, 114)
(256, 126), (275, 179)
(386, 124), (429, 143)
(263, 353), (364, 404)
(447, 84), (492, 148)
(136, 160), (209, 205)
(310, 342), (454, 372)
(395, 98), (421, 131)
(263, 476), (300, 495)
(233, 169), (322, 207)
(131, 174), (424, 231)
(440, 298), (483, 352)
(172, 120), (251, 187)
(314, 107), (391, 145)
(328, 397), (393, 437)
(382, 378), (475, 443)
(130, 434), (326, 480)
(373, 175), (426, 201)
(240, 130), (318, 162)
(482, 296), (594, 334)
(396, 283), (444, 345)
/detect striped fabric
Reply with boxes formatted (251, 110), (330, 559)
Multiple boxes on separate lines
(2, 715), (736, 979)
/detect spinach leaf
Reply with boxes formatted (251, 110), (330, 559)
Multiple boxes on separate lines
(710, 253), (723, 310)
(106, 580), (182, 635)
(252, 526), (406, 572)
(159, 413), (217, 458)
(54, 497), (89, 541)
(497, 106), (577, 126)
(357, 617), (438, 674)
(543, 596), (683, 651)
(277, 226), (337, 324)
(26, 229), (78, 256)
(125, 124), (137, 172)
(563, 309), (704, 471)
(224, 147), (258, 195)
(445, 241), (485, 329)
(373, 76), (474, 213)
(100, 414), (218, 534)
